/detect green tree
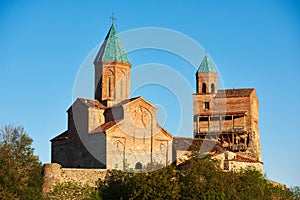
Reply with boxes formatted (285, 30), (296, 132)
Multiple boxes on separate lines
(97, 152), (293, 200)
(0, 125), (43, 199)
(98, 165), (180, 200)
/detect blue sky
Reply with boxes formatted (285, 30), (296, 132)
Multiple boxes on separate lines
(1, 0), (299, 187)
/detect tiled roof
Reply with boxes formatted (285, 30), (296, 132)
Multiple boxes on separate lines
(215, 88), (254, 98)
(173, 137), (197, 150)
(50, 131), (68, 141)
(111, 96), (141, 108)
(197, 55), (217, 73)
(90, 120), (121, 133)
(94, 24), (130, 64)
(229, 154), (261, 163)
(77, 98), (106, 109)
(173, 137), (222, 152)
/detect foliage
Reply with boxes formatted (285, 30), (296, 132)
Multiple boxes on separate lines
(0, 185), (18, 200)
(97, 154), (293, 200)
(45, 182), (101, 200)
(98, 165), (180, 199)
(0, 125), (43, 200)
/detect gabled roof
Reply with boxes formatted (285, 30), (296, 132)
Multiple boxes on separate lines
(111, 96), (141, 108)
(157, 124), (173, 139)
(197, 54), (217, 73)
(90, 120), (121, 134)
(111, 96), (157, 110)
(214, 88), (255, 98)
(94, 24), (130, 64)
(77, 98), (106, 109)
(67, 98), (106, 112)
(50, 130), (68, 142)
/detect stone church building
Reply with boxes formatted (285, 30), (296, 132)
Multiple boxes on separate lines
(51, 23), (262, 172)
(51, 24), (173, 170)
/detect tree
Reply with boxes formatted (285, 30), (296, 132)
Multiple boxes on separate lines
(96, 152), (293, 200)
(97, 165), (180, 199)
(0, 125), (43, 199)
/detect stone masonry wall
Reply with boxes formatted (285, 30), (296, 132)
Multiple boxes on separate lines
(43, 163), (107, 194)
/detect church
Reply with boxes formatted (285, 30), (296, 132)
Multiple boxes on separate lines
(51, 23), (263, 172)
(51, 24), (173, 170)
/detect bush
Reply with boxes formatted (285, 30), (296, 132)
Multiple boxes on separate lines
(45, 182), (101, 200)
(96, 155), (293, 200)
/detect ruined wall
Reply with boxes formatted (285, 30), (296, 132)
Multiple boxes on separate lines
(212, 151), (263, 173)
(228, 160), (263, 173)
(249, 91), (262, 161)
(43, 163), (107, 194)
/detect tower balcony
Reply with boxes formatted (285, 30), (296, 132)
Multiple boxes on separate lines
(194, 126), (250, 152)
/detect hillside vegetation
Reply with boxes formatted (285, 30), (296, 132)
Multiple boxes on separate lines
(0, 125), (298, 200)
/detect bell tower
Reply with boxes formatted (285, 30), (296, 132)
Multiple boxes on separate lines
(196, 54), (218, 95)
(94, 24), (131, 107)
(193, 54), (218, 135)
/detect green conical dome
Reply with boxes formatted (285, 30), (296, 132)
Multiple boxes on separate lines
(94, 24), (130, 63)
(197, 55), (217, 73)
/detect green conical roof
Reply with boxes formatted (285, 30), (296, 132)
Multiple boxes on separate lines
(94, 24), (130, 63)
(197, 55), (217, 73)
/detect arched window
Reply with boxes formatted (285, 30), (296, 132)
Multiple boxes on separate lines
(115, 140), (123, 149)
(160, 143), (165, 150)
(135, 162), (142, 170)
(211, 83), (215, 93)
(202, 83), (207, 93)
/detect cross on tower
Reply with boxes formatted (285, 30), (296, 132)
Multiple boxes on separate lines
(110, 13), (117, 25)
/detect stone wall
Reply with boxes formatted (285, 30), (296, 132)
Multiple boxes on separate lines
(43, 163), (107, 194)
(212, 151), (263, 173)
(228, 160), (263, 172)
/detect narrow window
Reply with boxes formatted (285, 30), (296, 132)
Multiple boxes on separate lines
(211, 83), (215, 93)
(120, 78), (123, 98)
(108, 77), (111, 97)
(204, 102), (210, 110)
(224, 161), (229, 170)
(107, 76), (114, 97)
(202, 83), (207, 93)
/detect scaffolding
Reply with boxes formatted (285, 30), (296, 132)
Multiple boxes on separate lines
(194, 111), (250, 152)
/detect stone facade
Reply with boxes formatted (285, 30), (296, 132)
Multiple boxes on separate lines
(193, 55), (262, 163)
(48, 24), (264, 193)
(212, 151), (263, 173)
(51, 24), (173, 171)
(43, 163), (107, 194)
